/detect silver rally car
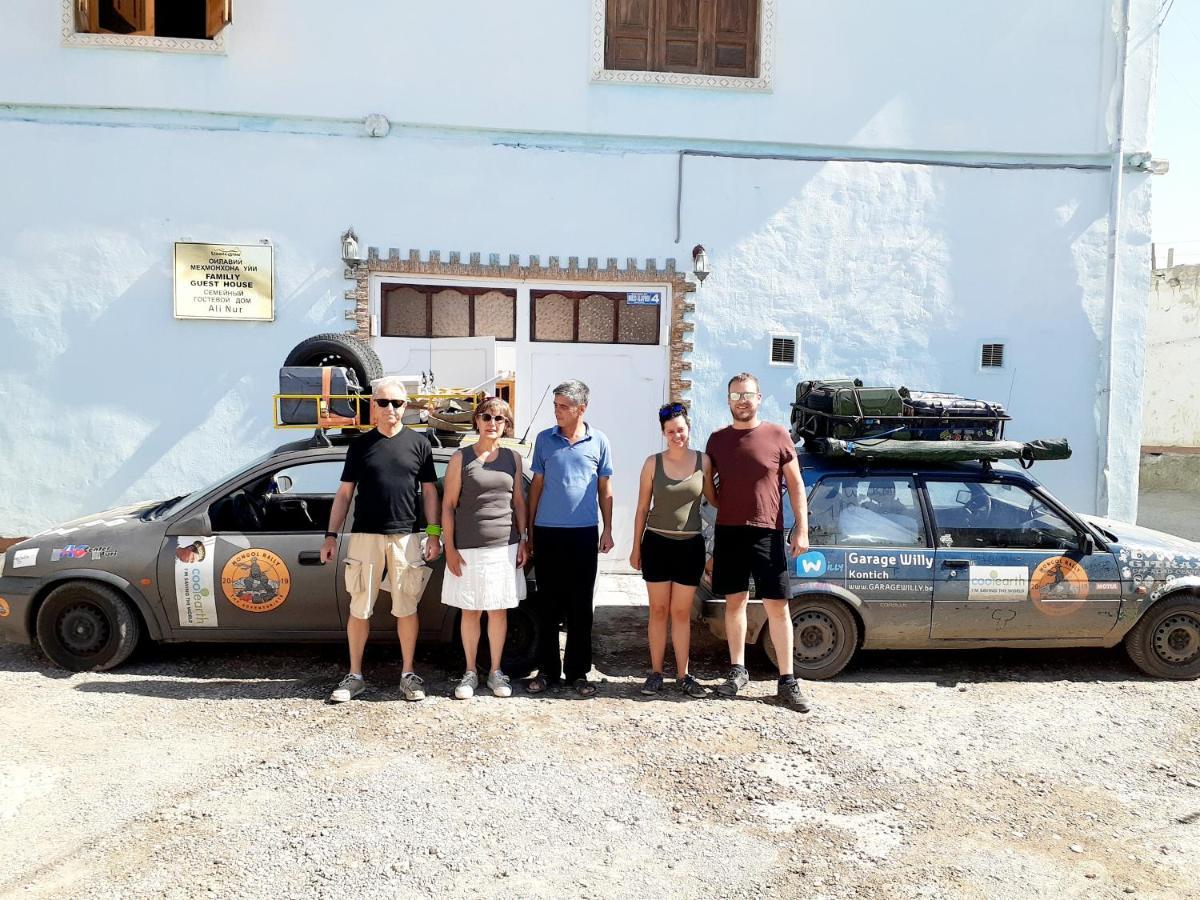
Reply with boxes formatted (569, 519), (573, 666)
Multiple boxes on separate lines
(696, 452), (1200, 680)
(0, 433), (538, 674)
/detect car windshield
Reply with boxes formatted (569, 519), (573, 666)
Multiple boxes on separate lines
(145, 451), (275, 520)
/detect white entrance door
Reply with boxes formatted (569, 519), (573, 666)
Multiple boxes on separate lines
(525, 346), (667, 571)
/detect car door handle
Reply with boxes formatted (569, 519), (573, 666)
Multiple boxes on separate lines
(941, 559), (970, 569)
(298, 551), (324, 566)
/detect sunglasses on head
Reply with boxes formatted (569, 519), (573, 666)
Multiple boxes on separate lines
(478, 412), (507, 424)
(658, 402), (687, 421)
(374, 398), (405, 409)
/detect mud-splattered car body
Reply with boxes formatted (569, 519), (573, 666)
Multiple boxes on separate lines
(0, 434), (538, 673)
(696, 454), (1200, 680)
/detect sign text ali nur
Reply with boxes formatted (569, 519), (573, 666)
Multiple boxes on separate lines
(174, 242), (275, 322)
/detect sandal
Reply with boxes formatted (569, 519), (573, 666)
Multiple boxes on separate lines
(573, 678), (598, 698)
(526, 675), (549, 695)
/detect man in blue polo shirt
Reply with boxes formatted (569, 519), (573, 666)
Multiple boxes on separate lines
(525, 379), (614, 697)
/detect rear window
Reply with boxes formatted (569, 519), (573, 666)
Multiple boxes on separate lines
(806, 476), (926, 547)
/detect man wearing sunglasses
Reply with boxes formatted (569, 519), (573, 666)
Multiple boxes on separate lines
(320, 375), (442, 704)
(705, 372), (811, 712)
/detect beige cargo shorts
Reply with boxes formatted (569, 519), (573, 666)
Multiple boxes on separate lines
(344, 533), (432, 619)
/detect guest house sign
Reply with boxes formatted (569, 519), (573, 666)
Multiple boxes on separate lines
(174, 242), (275, 321)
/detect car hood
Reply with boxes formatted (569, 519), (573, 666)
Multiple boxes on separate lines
(1082, 515), (1200, 559)
(3, 501), (162, 573)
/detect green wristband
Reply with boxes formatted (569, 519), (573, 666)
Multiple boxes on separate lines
(425, 525), (443, 537)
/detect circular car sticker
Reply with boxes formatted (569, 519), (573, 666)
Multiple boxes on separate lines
(1030, 556), (1088, 615)
(0, 597), (10, 618)
(221, 549), (291, 613)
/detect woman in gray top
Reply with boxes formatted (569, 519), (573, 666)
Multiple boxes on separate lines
(441, 397), (529, 699)
(629, 402), (717, 698)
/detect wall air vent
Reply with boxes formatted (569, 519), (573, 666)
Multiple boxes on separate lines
(769, 334), (798, 367)
(981, 342), (1006, 368)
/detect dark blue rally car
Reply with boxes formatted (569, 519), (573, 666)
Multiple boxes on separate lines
(697, 451), (1200, 680)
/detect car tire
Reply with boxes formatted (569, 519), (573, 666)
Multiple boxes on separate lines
(1124, 593), (1200, 680)
(35, 582), (141, 672)
(762, 595), (859, 680)
(282, 333), (384, 396)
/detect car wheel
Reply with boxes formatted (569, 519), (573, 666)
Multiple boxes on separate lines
(1124, 593), (1200, 679)
(35, 582), (141, 672)
(283, 333), (384, 396)
(762, 595), (859, 680)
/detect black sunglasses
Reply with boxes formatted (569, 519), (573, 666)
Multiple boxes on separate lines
(374, 398), (405, 409)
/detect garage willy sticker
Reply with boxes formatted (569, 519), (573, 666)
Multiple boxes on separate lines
(174, 536), (219, 627)
(968, 565), (1029, 600)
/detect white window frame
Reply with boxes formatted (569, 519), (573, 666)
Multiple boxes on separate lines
(589, 0), (776, 92)
(61, 0), (229, 55)
(767, 332), (800, 368)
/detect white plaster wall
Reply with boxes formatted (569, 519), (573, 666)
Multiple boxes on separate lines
(0, 115), (1148, 533)
(0, 0), (1150, 155)
(1142, 266), (1200, 447)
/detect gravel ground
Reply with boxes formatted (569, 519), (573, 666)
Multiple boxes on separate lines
(2, 577), (1198, 900)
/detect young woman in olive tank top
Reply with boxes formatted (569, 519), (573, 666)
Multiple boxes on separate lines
(629, 402), (718, 697)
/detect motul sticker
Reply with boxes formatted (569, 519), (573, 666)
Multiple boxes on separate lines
(174, 536), (219, 627)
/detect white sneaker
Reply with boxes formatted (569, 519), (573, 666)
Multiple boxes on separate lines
(454, 670), (479, 699)
(329, 674), (365, 703)
(400, 672), (426, 702)
(487, 670), (512, 698)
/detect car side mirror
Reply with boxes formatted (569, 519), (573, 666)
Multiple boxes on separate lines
(166, 511), (211, 537)
(274, 475), (293, 494)
(1080, 531), (1096, 555)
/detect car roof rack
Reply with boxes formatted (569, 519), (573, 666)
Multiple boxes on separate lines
(809, 437), (1071, 469)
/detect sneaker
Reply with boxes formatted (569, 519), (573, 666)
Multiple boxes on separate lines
(777, 678), (811, 713)
(640, 672), (665, 696)
(454, 670), (478, 700)
(716, 665), (750, 698)
(400, 672), (426, 702)
(329, 674), (365, 703)
(487, 670), (513, 698)
(678, 673), (707, 699)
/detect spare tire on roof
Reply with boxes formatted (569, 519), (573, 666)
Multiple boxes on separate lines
(283, 333), (383, 393)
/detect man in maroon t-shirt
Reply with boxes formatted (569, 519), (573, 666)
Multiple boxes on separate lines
(705, 372), (811, 711)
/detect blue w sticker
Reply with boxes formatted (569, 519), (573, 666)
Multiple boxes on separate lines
(795, 551), (827, 577)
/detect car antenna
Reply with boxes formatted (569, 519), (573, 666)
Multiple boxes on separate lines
(520, 384), (552, 443)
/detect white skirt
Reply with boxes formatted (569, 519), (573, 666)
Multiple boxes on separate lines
(441, 543), (526, 611)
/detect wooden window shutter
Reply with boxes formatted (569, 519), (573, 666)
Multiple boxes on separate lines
(206, 0), (232, 39)
(710, 0), (758, 77)
(75, 0), (97, 34)
(605, 0), (654, 71)
(659, 0), (705, 74)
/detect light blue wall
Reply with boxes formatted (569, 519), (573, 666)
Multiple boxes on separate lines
(0, 0), (1161, 533)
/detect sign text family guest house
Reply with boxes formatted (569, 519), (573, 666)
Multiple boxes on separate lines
(173, 242), (274, 321)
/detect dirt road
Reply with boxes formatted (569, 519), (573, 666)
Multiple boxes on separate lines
(1, 591), (1197, 899)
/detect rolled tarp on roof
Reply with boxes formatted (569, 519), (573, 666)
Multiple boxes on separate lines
(812, 438), (1071, 465)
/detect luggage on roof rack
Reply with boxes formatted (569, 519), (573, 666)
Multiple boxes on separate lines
(810, 437), (1070, 466)
(791, 379), (1009, 444)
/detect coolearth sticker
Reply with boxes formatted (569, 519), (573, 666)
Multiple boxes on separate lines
(174, 536), (219, 627)
(968, 565), (1029, 601)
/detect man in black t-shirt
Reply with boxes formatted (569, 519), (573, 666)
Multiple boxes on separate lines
(320, 376), (442, 703)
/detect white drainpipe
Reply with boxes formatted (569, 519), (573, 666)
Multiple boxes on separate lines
(1097, 0), (1133, 517)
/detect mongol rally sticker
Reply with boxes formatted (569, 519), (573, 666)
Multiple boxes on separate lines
(1030, 556), (1090, 615)
(0, 597), (10, 618)
(222, 548), (291, 613)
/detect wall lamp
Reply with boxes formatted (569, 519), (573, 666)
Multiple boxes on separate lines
(692, 244), (710, 283)
(341, 227), (362, 264)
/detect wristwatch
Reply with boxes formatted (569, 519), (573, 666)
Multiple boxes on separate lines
(324, 531), (338, 539)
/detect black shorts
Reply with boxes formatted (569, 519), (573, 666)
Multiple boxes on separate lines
(711, 525), (789, 599)
(640, 531), (705, 586)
